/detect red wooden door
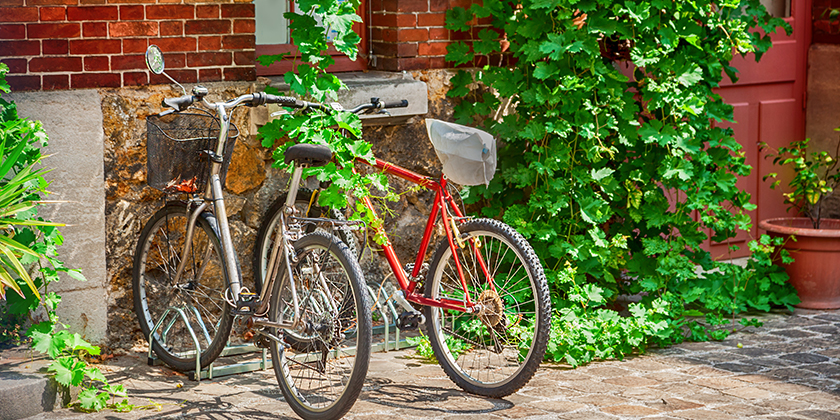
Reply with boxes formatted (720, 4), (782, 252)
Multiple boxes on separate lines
(706, 0), (811, 259)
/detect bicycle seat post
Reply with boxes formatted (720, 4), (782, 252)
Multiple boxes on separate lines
(285, 163), (304, 214)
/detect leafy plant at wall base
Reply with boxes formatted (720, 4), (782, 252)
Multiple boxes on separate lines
(405, 335), (435, 361)
(0, 63), (130, 412)
(257, 0), (396, 232)
(405, 333), (469, 362)
(444, 0), (798, 365)
(762, 137), (840, 228)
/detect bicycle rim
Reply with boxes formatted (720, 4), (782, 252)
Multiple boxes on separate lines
(425, 219), (549, 396)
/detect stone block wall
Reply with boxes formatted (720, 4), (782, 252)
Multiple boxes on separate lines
(0, 0), (256, 91)
(7, 89), (107, 344)
(102, 70), (456, 351)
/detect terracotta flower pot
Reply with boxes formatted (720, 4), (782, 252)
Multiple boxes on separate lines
(759, 217), (840, 309)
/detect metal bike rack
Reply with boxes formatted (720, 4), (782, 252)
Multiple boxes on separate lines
(147, 284), (414, 382)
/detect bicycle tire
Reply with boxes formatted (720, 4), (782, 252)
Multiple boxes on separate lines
(423, 218), (551, 397)
(132, 202), (235, 371)
(268, 232), (371, 420)
(254, 189), (357, 293)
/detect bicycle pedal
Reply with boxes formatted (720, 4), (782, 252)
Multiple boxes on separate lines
(396, 311), (424, 330)
(254, 333), (272, 349)
(234, 293), (259, 314)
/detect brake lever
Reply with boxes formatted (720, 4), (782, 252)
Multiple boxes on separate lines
(376, 109), (391, 116)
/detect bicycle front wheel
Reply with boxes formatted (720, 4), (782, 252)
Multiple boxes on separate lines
(424, 218), (551, 397)
(132, 202), (235, 371)
(268, 232), (371, 420)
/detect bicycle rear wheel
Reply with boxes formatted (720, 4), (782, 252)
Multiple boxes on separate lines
(268, 232), (370, 420)
(424, 218), (551, 397)
(132, 202), (235, 371)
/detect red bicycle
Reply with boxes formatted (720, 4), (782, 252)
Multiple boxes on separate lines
(254, 98), (551, 397)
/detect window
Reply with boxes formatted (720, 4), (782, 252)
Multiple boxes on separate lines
(254, 0), (368, 76)
(760, 0), (790, 17)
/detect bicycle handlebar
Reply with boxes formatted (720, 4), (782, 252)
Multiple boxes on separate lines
(160, 89), (408, 117)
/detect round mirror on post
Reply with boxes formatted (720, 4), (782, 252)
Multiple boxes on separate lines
(145, 45), (165, 74)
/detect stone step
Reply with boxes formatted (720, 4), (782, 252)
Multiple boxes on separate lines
(0, 346), (71, 420)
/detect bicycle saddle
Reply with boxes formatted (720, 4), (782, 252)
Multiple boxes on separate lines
(284, 143), (333, 167)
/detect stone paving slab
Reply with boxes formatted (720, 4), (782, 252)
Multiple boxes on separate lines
(8, 308), (840, 420)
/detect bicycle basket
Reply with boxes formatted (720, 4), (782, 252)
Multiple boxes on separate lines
(146, 111), (239, 193)
(425, 118), (497, 186)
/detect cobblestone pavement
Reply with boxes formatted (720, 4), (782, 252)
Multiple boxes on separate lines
(16, 308), (840, 419)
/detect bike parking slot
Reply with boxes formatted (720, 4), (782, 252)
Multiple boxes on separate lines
(146, 285), (414, 382)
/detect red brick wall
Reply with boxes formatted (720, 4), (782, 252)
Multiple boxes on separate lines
(0, 0), (256, 91)
(369, 0), (490, 71)
(813, 0), (840, 43)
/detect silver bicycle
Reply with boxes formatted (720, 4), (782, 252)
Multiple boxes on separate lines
(132, 45), (371, 420)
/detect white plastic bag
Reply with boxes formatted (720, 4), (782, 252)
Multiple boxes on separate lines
(425, 118), (497, 186)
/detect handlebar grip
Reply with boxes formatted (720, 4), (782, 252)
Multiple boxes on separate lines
(253, 92), (303, 108)
(382, 99), (408, 108)
(162, 95), (195, 112)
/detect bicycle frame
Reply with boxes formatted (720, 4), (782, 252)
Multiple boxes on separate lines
(355, 158), (494, 314)
(169, 101), (305, 331)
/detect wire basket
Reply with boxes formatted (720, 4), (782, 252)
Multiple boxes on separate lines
(146, 111), (239, 194)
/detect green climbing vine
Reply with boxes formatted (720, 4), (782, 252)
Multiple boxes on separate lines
(443, 0), (800, 365)
(253, 0), (802, 366)
(256, 0), (395, 230)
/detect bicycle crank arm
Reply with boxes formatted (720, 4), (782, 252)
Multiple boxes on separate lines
(394, 290), (425, 324)
(254, 329), (289, 348)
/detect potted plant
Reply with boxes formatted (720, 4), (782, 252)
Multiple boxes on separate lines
(760, 134), (840, 309)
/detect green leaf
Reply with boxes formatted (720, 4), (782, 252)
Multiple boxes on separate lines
(78, 387), (109, 411)
(448, 70), (473, 98)
(85, 367), (107, 382)
(591, 167), (615, 182)
(445, 42), (473, 66)
(677, 65), (703, 87)
(256, 53), (290, 67)
(474, 28), (500, 55)
(533, 62), (558, 80)
(445, 7), (472, 32)
(347, 140), (374, 163)
(65, 269), (86, 282)
(31, 327), (66, 358)
(66, 333), (100, 355)
(103, 383), (127, 397)
(48, 355), (85, 387)
(0, 138), (28, 180)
